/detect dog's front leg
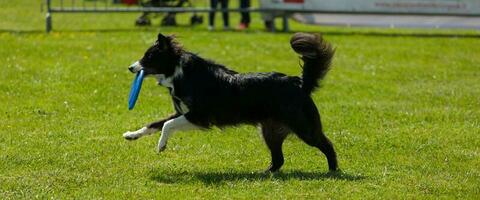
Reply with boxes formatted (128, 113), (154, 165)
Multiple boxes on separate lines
(157, 115), (198, 153)
(123, 113), (180, 140)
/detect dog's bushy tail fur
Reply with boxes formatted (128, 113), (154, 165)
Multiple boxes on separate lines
(290, 33), (335, 94)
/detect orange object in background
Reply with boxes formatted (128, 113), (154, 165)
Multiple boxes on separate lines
(122, 0), (138, 5)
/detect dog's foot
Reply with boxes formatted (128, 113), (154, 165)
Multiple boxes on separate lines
(156, 144), (167, 153)
(263, 168), (280, 174)
(327, 168), (342, 175)
(263, 164), (282, 174)
(123, 127), (157, 141)
(123, 131), (140, 140)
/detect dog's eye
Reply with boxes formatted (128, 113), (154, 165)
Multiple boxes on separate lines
(144, 52), (154, 60)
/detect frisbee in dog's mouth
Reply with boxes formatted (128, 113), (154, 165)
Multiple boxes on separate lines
(128, 70), (145, 110)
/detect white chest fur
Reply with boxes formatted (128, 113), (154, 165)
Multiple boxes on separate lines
(174, 98), (190, 114)
(155, 66), (189, 114)
(155, 74), (174, 88)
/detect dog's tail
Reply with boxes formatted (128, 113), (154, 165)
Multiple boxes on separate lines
(290, 33), (335, 94)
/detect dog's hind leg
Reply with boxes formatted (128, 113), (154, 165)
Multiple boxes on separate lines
(260, 120), (289, 173)
(123, 113), (180, 140)
(286, 99), (338, 171)
(289, 115), (338, 171)
(304, 125), (338, 172)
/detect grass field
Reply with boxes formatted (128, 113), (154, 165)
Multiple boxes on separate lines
(1, 0), (479, 199)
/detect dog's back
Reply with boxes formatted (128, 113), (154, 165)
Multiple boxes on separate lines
(174, 33), (335, 129)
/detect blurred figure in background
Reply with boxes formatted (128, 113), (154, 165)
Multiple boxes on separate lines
(238, 0), (250, 30)
(209, 0), (230, 30)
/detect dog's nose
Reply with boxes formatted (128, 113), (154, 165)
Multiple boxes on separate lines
(128, 61), (142, 73)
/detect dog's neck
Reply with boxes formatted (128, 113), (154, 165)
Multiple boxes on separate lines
(155, 54), (188, 88)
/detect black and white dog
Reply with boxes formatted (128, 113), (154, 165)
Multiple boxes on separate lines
(123, 33), (338, 172)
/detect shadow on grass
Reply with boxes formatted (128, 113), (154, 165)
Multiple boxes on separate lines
(149, 170), (366, 185)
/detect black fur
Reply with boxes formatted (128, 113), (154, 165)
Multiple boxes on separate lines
(136, 32), (338, 172)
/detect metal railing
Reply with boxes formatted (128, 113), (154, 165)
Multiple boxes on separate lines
(44, 0), (290, 32)
(44, 0), (480, 32)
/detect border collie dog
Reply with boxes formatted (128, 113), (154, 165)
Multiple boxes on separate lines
(124, 33), (338, 172)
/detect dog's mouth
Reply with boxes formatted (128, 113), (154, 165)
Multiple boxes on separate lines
(128, 61), (143, 73)
(128, 61), (169, 86)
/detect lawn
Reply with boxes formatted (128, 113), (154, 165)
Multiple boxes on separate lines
(1, 0), (479, 199)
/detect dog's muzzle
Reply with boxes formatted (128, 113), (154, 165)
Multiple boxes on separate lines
(128, 61), (143, 73)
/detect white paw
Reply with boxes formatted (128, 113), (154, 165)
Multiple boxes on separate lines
(157, 143), (167, 153)
(123, 131), (140, 140)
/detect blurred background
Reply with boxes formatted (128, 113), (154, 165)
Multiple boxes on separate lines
(1, 1), (479, 199)
(3, 0), (480, 32)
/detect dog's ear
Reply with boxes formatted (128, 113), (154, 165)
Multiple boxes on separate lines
(157, 33), (171, 50)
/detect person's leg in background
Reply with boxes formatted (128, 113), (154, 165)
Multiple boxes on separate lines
(239, 0), (250, 30)
(220, 0), (230, 30)
(209, 0), (219, 30)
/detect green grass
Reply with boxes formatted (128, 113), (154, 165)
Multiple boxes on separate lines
(1, 0), (479, 199)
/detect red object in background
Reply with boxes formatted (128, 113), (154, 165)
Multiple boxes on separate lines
(284, 0), (304, 3)
(123, 0), (138, 5)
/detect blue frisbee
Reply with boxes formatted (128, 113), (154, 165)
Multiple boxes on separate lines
(128, 70), (145, 110)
